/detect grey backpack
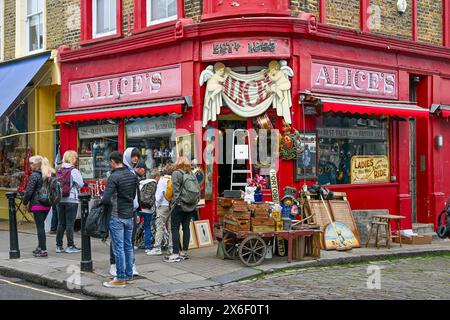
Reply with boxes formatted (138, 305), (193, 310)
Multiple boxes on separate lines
(178, 170), (201, 212)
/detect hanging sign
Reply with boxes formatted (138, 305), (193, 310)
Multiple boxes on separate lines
(125, 117), (176, 138)
(350, 155), (390, 184)
(317, 127), (387, 140)
(311, 61), (398, 99)
(78, 124), (119, 139)
(69, 65), (182, 109)
(202, 37), (290, 61)
(200, 60), (294, 127)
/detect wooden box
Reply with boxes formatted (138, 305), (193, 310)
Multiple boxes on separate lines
(252, 225), (275, 232)
(224, 215), (251, 232)
(251, 217), (275, 227)
(393, 235), (432, 245)
(216, 206), (233, 217)
(218, 197), (234, 208)
(292, 233), (321, 260)
(233, 210), (251, 220)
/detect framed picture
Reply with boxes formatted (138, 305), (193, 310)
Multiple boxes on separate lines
(205, 126), (215, 200)
(180, 221), (198, 249)
(176, 133), (197, 162)
(294, 132), (317, 181)
(194, 220), (214, 248)
(78, 156), (94, 179)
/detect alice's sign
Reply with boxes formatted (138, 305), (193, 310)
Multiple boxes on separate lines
(69, 65), (181, 108)
(311, 62), (398, 99)
(202, 37), (290, 61)
(350, 156), (390, 184)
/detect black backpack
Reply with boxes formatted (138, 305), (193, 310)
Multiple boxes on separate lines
(85, 203), (110, 241)
(37, 177), (62, 206)
(140, 180), (157, 211)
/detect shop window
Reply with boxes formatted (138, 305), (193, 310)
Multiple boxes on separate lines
(80, 0), (122, 43)
(78, 121), (119, 180)
(26, 0), (44, 53)
(125, 117), (177, 175)
(316, 113), (390, 185)
(0, 103), (29, 189)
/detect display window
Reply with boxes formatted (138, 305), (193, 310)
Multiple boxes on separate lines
(0, 103), (30, 189)
(316, 113), (390, 185)
(125, 117), (177, 174)
(77, 121), (119, 180)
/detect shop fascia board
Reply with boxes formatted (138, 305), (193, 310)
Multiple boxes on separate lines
(60, 17), (450, 64)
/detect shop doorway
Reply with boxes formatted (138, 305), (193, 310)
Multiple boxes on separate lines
(409, 118), (417, 223)
(217, 115), (248, 196)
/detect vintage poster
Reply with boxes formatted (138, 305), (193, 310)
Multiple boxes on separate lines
(295, 133), (317, 180)
(78, 156), (94, 179)
(176, 133), (197, 162)
(350, 155), (390, 184)
(205, 127), (215, 200)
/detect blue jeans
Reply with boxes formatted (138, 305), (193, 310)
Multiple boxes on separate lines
(109, 215), (134, 280)
(138, 212), (154, 249)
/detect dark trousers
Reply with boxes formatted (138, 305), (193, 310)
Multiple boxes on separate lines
(171, 206), (194, 254)
(33, 210), (49, 251)
(110, 211), (138, 265)
(56, 203), (79, 247)
(51, 205), (58, 231)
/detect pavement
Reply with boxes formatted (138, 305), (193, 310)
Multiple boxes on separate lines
(0, 220), (449, 299)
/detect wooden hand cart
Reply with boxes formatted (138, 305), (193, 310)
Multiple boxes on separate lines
(221, 228), (321, 267)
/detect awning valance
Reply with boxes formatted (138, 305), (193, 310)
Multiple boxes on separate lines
(55, 99), (184, 123)
(0, 52), (51, 119)
(301, 94), (429, 118)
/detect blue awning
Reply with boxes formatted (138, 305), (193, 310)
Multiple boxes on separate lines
(0, 52), (51, 119)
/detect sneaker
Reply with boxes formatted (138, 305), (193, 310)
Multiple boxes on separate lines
(55, 246), (65, 253)
(164, 254), (181, 263)
(65, 246), (81, 254)
(32, 247), (41, 255)
(146, 248), (162, 256)
(180, 251), (189, 260)
(109, 264), (117, 277)
(102, 278), (126, 288)
(132, 264), (139, 276)
(34, 250), (48, 258)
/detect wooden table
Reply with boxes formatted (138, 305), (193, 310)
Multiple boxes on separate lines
(366, 214), (406, 249)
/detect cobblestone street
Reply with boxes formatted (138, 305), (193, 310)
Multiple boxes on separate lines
(159, 255), (450, 300)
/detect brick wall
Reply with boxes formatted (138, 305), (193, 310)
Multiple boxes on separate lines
(291, 0), (319, 18)
(63, 0), (81, 49)
(123, 0), (134, 37)
(370, 0), (412, 40)
(3, 0), (15, 60)
(327, 0), (360, 30)
(417, 0), (442, 46)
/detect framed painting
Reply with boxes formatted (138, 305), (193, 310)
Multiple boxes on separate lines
(294, 132), (317, 181)
(176, 133), (197, 162)
(194, 220), (214, 248)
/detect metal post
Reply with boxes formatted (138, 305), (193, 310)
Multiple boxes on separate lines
(6, 192), (20, 259)
(79, 193), (93, 272)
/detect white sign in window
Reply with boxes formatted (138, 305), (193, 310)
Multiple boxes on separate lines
(147, 0), (177, 26)
(93, 0), (117, 38)
(27, 0), (43, 52)
(235, 145), (249, 160)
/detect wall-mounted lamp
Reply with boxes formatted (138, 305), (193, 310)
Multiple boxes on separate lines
(436, 134), (443, 149)
(397, 0), (407, 16)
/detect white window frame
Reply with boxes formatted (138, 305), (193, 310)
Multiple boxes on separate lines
(146, 0), (178, 27)
(92, 0), (117, 39)
(26, 0), (44, 54)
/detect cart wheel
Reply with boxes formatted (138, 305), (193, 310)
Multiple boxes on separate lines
(238, 235), (267, 267)
(222, 231), (239, 260)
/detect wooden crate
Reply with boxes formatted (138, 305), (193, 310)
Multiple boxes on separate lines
(292, 233), (321, 260)
(218, 197), (234, 208)
(216, 206), (233, 217)
(233, 211), (251, 220)
(251, 217), (275, 227)
(251, 225), (275, 232)
(224, 215), (251, 232)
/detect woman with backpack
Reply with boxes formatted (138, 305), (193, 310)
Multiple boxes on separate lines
(23, 155), (55, 258)
(55, 150), (85, 254)
(165, 156), (201, 263)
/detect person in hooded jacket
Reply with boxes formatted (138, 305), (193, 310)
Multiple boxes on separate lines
(109, 147), (141, 277)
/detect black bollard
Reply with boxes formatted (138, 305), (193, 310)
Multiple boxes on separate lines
(6, 192), (20, 259)
(79, 193), (93, 272)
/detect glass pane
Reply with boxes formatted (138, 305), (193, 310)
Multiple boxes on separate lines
(38, 14), (43, 49)
(168, 0), (177, 17)
(28, 15), (39, 51)
(37, 0), (43, 13)
(27, 0), (36, 15)
(96, 0), (116, 34)
(151, 0), (167, 21)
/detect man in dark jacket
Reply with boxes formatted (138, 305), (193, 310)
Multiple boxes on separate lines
(102, 151), (138, 288)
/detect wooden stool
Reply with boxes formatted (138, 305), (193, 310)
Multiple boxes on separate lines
(366, 215), (406, 249)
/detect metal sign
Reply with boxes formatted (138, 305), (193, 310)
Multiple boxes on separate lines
(350, 155), (390, 184)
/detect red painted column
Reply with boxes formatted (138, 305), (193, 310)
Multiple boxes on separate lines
(444, 0), (450, 47)
(360, 0), (370, 32)
(319, 0), (327, 24)
(118, 119), (125, 153)
(412, 0), (418, 41)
